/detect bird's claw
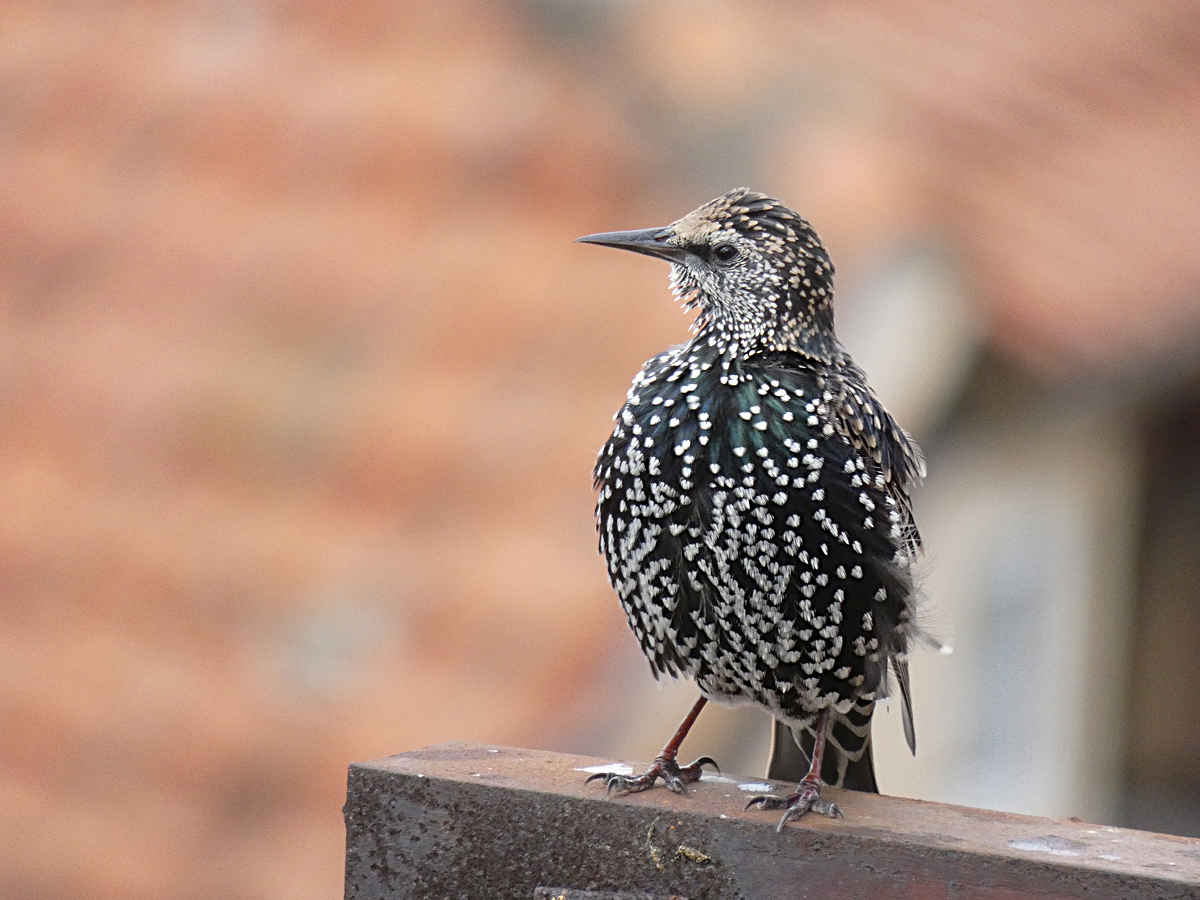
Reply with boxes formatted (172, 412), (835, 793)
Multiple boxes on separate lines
(587, 755), (719, 797)
(586, 770), (658, 795)
(745, 781), (842, 830)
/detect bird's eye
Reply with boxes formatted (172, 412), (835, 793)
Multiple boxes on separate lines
(712, 243), (738, 264)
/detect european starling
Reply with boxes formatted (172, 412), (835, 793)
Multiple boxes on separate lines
(579, 189), (927, 828)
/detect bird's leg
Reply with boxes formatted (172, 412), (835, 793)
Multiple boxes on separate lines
(587, 696), (718, 796)
(745, 707), (843, 829)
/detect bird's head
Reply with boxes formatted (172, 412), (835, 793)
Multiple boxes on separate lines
(577, 189), (838, 361)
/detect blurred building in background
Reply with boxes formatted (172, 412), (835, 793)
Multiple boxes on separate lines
(1, 2), (1199, 898)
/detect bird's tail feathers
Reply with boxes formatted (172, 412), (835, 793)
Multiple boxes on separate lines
(766, 708), (879, 794)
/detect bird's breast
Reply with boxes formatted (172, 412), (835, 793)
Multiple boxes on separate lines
(594, 353), (914, 705)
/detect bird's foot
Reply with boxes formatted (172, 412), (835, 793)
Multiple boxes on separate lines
(745, 779), (842, 831)
(587, 754), (718, 796)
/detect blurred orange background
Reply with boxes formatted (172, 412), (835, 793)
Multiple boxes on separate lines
(3, 2), (1200, 898)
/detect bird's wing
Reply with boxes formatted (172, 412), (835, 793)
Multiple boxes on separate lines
(827, 371), (924, 557)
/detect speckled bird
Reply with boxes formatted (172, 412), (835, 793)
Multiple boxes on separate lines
(578, 189), (928, 828)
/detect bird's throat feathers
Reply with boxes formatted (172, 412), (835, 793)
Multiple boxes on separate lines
(670, 260), (842, 366)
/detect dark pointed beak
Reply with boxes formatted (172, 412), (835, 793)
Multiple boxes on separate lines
(575, 227), (689, 264)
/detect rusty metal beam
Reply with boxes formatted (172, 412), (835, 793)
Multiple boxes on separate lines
(344, 742), (1200, 899)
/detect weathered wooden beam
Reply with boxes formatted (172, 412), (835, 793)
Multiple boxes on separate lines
(344, 742), (1200, 900)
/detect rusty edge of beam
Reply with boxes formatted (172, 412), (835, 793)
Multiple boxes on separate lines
(345, 742), (1200, 900)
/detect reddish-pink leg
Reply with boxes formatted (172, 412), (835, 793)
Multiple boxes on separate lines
(588, 696), (718, 796)
(745, 707), (843, 829)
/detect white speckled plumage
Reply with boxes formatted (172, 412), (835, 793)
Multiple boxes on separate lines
(588, 189), (927, 793)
